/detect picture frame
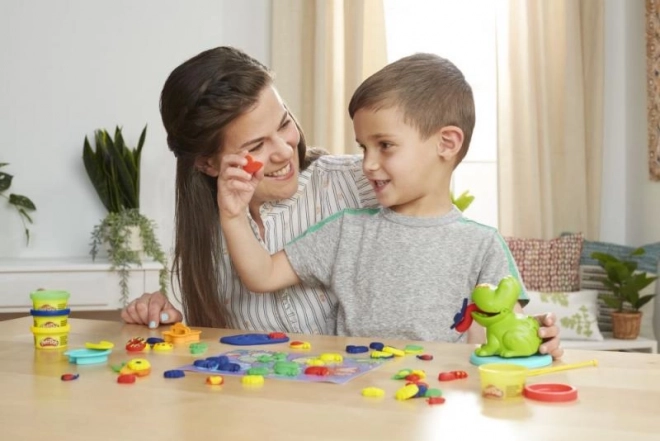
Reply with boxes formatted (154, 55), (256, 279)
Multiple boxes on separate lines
(646, 0), (660, 181)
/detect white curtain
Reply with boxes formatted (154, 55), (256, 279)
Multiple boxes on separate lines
(270, 0), (388, 154)
(496, 0), (604, 240)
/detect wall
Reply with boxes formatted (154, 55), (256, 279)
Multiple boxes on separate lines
(1, 0), (658, 264)
(601, 0), (660, 246)
(0, 0), (270, 259)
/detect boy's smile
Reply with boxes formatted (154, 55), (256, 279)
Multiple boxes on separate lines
(353, 106), (455, 217)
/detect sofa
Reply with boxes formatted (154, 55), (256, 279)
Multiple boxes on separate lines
(504, 233), (659, 353)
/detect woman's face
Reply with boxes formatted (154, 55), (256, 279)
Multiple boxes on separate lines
(213, 86), (301, 209)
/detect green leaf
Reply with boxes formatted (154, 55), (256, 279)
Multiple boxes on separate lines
(634, 294), (656, 310)
(24, 228), (30, 246)
(601, 294), (622, 310)
(604, 261), (629, 284)
(630, 247), (646, 256)
(0, 171), (13, 192)
(19, 208), (33, 223)
(83, 136), (112, 212)
(107, 128), (138, 210)
(0, 163), (8, 168)
(9, 194), (36, 210)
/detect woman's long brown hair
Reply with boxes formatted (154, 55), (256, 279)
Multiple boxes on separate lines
(160, 47), (308, 327)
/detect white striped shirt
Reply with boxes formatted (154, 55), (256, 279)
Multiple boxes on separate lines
(218, 154), (377, 334)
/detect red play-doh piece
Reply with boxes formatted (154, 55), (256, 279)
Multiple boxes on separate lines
(125, 337), (147, 352)
(268, 332), (287, 340)
(243, 154), (263, 174)
(454, 303), (479, 333)
(406, 381), (429, 388)
(304, 366), (330, 376)
(438, 371), (468, 381)
(61, 373), (79, 381)
(417, 354), (434, 361)
(405, 374), (421, 382)
(117, 374), (137, 384)
(427, 397), (446, 405)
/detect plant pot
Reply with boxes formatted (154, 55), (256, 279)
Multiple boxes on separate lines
(103, 225), (145, 260)
(610, 311), (643, 339)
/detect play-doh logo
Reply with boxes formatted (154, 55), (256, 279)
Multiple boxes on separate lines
(42, 321), (58, 328)
(38, 305), (57, 311)
(40, 337), (60, 347)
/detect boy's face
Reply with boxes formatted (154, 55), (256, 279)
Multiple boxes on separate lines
(353, 106), (454, 216)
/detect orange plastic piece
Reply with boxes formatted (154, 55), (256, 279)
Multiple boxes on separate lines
(206, 375), (224, 385)
(243, 154), (263, 174)
(162, 322), (201, 344)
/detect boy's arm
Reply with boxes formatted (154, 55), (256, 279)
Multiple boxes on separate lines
(217, 153), (301, 293)
(222, 216), (301, 292)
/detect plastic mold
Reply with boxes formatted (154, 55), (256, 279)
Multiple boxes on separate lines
(64, 348), (112, 365)
(162, 323), (201, 344)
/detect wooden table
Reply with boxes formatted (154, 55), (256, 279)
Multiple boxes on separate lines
(1, 317), (659, 441)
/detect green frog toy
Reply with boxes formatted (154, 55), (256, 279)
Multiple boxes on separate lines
(470, 276), (541, 358)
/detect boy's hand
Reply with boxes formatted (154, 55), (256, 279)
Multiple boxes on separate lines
(217, 153), (264, 220)
(535, 312), (564, 359)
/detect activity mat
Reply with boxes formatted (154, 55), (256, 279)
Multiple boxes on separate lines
(178, 348), (390, 384)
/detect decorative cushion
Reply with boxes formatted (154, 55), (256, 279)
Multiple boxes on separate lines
(524, 290), (604, 341)
(505, 233), (583, 292)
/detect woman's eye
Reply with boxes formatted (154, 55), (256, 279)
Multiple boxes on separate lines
(248, 142), (264, 153)
(279, 119), (292, 130)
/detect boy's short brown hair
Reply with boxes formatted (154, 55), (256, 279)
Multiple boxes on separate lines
(348, 53), (475, 166)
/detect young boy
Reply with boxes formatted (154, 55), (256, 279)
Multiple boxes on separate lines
(218, 53), (525, 343)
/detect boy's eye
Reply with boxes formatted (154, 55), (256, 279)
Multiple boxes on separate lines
(380, 142), (392, 149)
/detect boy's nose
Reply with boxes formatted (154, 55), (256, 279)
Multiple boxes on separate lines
(363, 153), (380, 171)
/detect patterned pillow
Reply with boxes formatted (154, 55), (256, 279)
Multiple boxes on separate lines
(505, 233), (583, 292)
(524, 290), (604, 341)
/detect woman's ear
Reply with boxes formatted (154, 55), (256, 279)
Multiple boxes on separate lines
(436, 126), (464, 161)
(194, 156), (220, 177)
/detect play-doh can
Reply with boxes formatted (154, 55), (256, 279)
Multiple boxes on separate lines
(31, 324), (70, 350)
(29, 290), (70, 311)
(30, 308), (70, 328)
(478, 363), (526, 399)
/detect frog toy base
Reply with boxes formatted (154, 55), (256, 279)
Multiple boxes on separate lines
(469, 352), (552, 368)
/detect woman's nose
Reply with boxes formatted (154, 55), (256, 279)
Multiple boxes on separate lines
(271, 135), (294, 160)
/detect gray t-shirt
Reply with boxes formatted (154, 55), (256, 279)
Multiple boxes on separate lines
(284, 207), (527, 342)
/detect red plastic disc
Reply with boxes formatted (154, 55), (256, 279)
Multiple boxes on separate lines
(523, 383), (577, 402)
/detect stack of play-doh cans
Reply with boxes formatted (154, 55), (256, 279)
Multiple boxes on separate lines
(30, 290), (71, 350)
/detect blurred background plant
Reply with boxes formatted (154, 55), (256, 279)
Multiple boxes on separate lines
(0, 162), (36, 245)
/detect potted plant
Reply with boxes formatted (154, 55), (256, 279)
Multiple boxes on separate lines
(591, 248), (657, 339)
(83, 126), (168, 305)
(0, 162), (36, 245)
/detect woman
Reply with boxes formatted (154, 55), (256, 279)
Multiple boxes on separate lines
(121, 46), (563, 358)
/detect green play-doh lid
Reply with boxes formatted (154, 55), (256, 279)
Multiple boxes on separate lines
(29, 290), (71, 301)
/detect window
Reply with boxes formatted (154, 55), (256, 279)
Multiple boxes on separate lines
(383, 0), (498, 227)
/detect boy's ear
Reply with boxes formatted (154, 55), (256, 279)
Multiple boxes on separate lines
(195, 156), (220, 177)
(436, 126), (464, 161)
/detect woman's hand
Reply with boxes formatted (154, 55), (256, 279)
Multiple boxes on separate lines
(120, 292), (183, 329)
(535, 312), (564, 359)
(217, 153), (263, 221)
